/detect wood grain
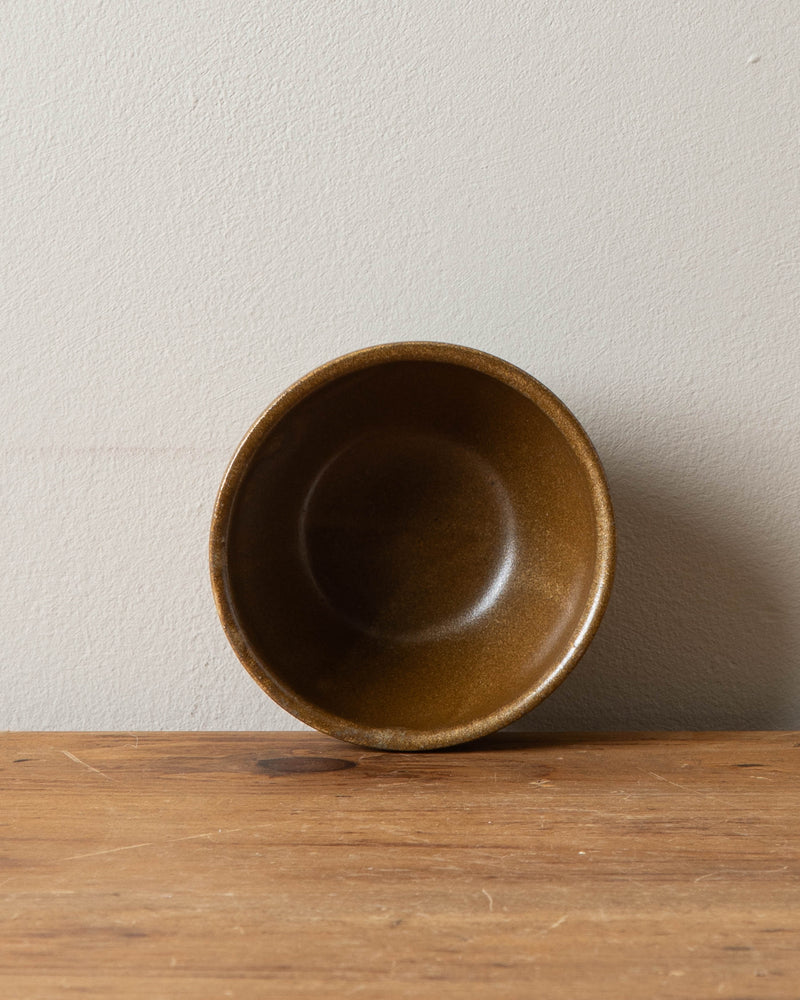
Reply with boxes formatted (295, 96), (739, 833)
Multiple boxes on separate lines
(2, 732), (799, 998)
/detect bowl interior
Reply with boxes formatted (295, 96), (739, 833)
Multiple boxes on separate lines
(219, 358), (607, 740)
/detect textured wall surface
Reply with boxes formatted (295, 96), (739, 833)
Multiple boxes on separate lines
(2, 1), (798, 731)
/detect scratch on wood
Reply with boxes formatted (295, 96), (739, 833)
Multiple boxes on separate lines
(695, 866), (788, 883)
(63, 828), (245, 862)
(65, 841), (155, 861)
(481, 888), (494, 912)
(540, 915), (568, 935)
(646, 770), (688, 791)
(635, 766), (727, 807)
(60, 750), (114, 780)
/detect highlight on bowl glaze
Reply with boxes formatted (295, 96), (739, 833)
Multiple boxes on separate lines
(210, 342), (615, 750)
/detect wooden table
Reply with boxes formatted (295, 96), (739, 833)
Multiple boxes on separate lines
(2, 732), (799, 998)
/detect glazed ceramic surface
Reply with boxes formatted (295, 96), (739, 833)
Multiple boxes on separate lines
(210, 343), (614, 749)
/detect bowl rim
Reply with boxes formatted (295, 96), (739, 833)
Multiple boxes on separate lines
(209, 341), (615, 750)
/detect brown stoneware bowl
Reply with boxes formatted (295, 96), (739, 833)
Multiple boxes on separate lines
(210, 343), (614, 750)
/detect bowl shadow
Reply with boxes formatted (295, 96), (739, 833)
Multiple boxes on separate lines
(507, 462), (795, 733)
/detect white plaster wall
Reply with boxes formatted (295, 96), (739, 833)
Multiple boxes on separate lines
(2, 1), (798, 731)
